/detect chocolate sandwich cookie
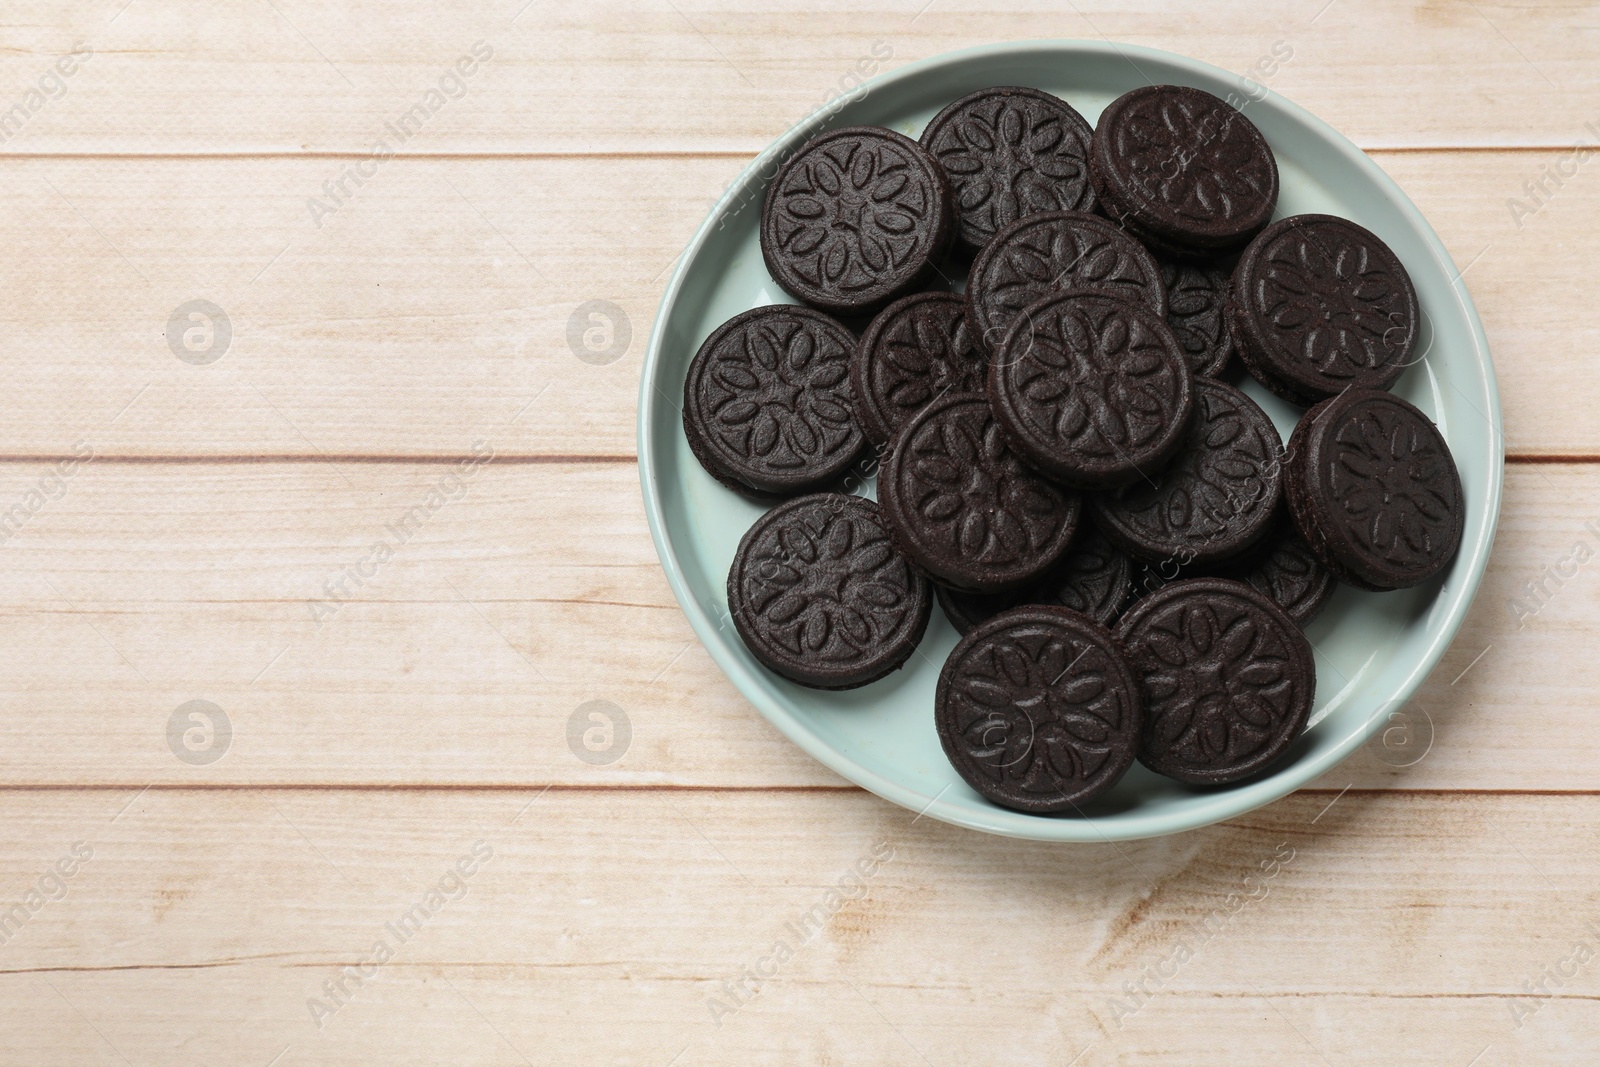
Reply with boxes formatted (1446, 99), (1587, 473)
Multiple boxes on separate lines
(936, 583), (1026, 635)
(1125, 559), (1181, 607)
(1090, 377), (1283, 568)
(1122, 511), (1332, 624)
(878, 392), (1080, 593)
(851, 291), (985, 446)
(761, 126), (954, 316)
(1215, 516), (1337, 625)
(727, 493), (931, 689)
(919, 86), (1097, 256)
(1229, 214), (1420, 406)
(965, 210), (1165, 357)
(1159, 252), (1235, 377)
(683, 305), (864, 497)
(1284, 388), (1464, 591)
(1115, 578), (1315, 785)
(989, 290), (1194, 490)
(937, 522), (1136, 634)
(1090, 85), (1279, 257)
(936, 605), (1143, 812)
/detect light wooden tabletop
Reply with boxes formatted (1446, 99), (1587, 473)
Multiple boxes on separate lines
(0, 2), (1595, 1064)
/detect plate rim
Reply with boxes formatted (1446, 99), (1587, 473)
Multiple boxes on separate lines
(636, 39), (1504, 842)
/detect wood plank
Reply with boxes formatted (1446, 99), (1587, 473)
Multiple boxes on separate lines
(0, 458), (841, 788)
(0, 149), (1593, 457)
(0, 787), (1593, 1065)
(0, 7), (1588, 1055)
(3, 1), (1596, 154)
(0, 459), (1588, 790)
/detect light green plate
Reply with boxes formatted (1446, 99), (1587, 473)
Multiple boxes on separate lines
(637, 41), (1502, 841)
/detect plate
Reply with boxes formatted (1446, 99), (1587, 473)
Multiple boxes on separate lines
(637, 41), (1502, 841)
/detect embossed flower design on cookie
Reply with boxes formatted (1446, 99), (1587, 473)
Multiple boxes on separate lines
(991, 291), (1193, 491)
(992, 228), (1145, 318)
(879, 305), (981, 412)
(1256, 543), (1321, 602)
(762, 127), (953, 315)
(1331, 409), (1457, 564)
(684, 306), (864, 496)
(728, 494), (930, 690)
(954, 634), (1124, 783)
(854, 292), (985, 446)
(1160, 256), (1232, 376)
(710, 319), (855, 470)
(1090, 379), (1280, 565)
(1117, 579), (1314, 784)
(1230, 215), (1418, 404)
(744, 508), (911, 660)
(1284, 389), (1462, 592)
(912, 409), (1060, 562)
(936, 607), (1142, 811)
(967, 211), (1165, 357)
(953, 106), (1081, 196)
(1180, 408), (1274, 535)
(1048, 527), (1132, 620)
(879, 393), (1078, 592)
(775, 140), (929, 292)
(1262, 238), (1405, 376)
(929, 95), (1092, 239)
(1018, 300), (1182, 455)
(1139, 600), (1290, 762)
(1230, 529), (1335, 625)
(1119, 97), (1271, 223)
(1092, 85), (1277, 255)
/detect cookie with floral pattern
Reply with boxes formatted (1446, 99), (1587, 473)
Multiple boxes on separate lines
(936, 521), (1137, 634)
(937, 605), (1143, 812)
(1122, 509), (1335, 625)
(728, 493), (931, 689)
(965, 210), (1166, 357)
(1089, 377), (1283, 567)
(1091, 85), (1278, 256)
(683, 305), (864, 497)
(919, 86), (1096, 256)
(1229, 214), (1419, 405)
(989, 290), (1194, 489)
(878, 392), (1080, 593)
(1115, 578), (1314, 785)
(852, 292), (985, 446)
(761, 126), (954, 315)
(1284, 388), (1463, 591)
(1158, 250), (1235, 377)
(1214, 514), (1338, 625)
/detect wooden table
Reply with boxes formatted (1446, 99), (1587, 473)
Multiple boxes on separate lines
(0, 3), (1594, 1063)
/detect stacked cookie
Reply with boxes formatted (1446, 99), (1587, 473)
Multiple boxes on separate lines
(684, 83), (1465, 815)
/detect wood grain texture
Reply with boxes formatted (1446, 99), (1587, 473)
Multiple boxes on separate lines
(0, 789), (1594, 1066)
(0, 460), (1585, 789)
(0, 150), (1592, 457)
(0, 1), (1596, 153)
(0, 2), (1591, 1062)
